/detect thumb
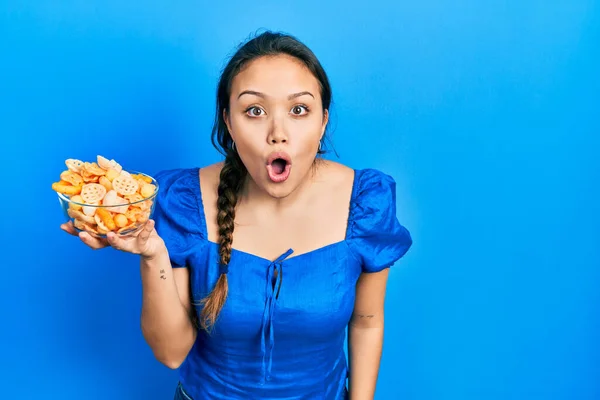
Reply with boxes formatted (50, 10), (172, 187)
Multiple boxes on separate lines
(106, 220), (156, 254)
(136, 219), (156, 246)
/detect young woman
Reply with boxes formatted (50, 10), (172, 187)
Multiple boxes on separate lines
(61, 31), (412, 400)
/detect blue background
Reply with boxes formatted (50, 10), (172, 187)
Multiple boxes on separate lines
(1, 1), (598, 399)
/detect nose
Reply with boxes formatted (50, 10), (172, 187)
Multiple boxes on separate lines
(266, 115), (288, 145)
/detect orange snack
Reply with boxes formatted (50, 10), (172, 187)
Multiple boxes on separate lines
(60, 170), (84, 186)
(105, 168), (120, 182)
(68, 195), (84, 211)
(125, 207), (141, 223)
(114, 214), (128, 228)
(141, 183), (156, 198)
(52, 181), (82, 196)
(54, 155), (156, 236)
(95, 208), (116, 231)
(98, 176), (113, 192)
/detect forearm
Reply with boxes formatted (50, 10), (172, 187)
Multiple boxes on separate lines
(140, 250), (196, 368)
(348, 324), (384, 400)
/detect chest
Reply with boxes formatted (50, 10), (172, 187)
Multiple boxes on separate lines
(234, 215), (349, 261)
(189, 242), (362, 341)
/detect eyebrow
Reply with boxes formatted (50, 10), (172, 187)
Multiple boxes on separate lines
(237, 90), (315, 100)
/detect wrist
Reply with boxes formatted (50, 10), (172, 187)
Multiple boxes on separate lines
(141, 245), (169, 267)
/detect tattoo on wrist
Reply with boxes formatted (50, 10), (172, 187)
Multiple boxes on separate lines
(356, 314), (374, 319)
(160, 269), (166, 280)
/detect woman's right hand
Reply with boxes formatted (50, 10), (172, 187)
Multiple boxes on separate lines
(60, 219), (167, 259)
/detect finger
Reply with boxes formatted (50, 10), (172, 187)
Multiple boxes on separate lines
(60, 221), (79, 236)
(136, 220), (155, 244)
(79, 231), (109, 250)
(106, 231), (128, 252)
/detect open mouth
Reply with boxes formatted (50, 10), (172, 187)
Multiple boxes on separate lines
(266, 152), (292, 183)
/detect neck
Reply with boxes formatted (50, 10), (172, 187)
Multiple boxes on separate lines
(239, 164), (320, 212)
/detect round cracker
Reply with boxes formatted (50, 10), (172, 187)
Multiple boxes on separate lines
(112, 175), (139, 196)
(66, 159), (84, 173)
(81, 183), (107, 204)
(83, 162), (107, 176)
(60, 170), (84, 186)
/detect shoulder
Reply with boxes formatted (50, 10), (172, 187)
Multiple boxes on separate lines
(346, 166), (412, 272)
(152, 166), (203, 238)
(353, 168), (397, 196)
(314, 161), (397, 197)
(349, 167), (401, 220)
(154, 167), (198, 191)
(198, 162), (224, 195)
(314, 160), (355, 193)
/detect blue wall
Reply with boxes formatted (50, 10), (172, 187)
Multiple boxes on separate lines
(1, 1), (598, 399)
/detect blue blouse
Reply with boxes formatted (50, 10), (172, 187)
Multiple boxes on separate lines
(152, 167), (412, 400)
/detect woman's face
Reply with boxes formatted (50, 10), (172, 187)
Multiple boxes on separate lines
(225, 54), (328, 199)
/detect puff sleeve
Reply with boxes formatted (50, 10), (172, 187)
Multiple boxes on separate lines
(152, 168), (204, 268)
(347, 169), (413, 273)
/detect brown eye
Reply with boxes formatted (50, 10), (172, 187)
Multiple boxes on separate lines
(246, 107), (265, 117)
(291, 105), (308, 115)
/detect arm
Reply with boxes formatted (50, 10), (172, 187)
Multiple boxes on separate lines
(61, 215), (197, 369)
(140, 249), (197, 369)
(348, 268), (390, 400)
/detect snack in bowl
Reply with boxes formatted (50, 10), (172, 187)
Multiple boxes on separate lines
(53, 155), (159, 238)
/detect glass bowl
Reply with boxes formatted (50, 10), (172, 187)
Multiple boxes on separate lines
(57, 171), (159, 238)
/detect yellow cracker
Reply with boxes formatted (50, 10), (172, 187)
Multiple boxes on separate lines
(73, 219), (99, 234)
(117, 222), (141, 234)
(68, 208), (96, 224)
(97, 155), (113, 170)
(80, 183), (107, 204)
(125, 207), (141, 222)
(65, 159), (84, 173)
(83, 162), (107, 176)
(97, 155), (122, 173)
(81, 170), (100, 183)
(136, 210), (150, 223)
(112, 175), (139, 196)
(68, 195), (83, 211)
(125, 193), (144, 204)
(140, 183), (156, 198)
(60, 170), (84, 186)
(99, 176), (113, 192)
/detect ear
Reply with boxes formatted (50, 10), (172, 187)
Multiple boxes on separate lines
(320, 109), (329, 139)
(223, 109), (233, 136)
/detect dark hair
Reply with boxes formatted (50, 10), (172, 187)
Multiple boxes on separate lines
(197, 30), (333, 331)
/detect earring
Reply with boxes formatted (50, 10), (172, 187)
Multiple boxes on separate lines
(232, 142), (237, 152)
(318, 141), (323, 152)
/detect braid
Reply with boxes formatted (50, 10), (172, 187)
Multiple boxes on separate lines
(198, 152), (246, 331)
